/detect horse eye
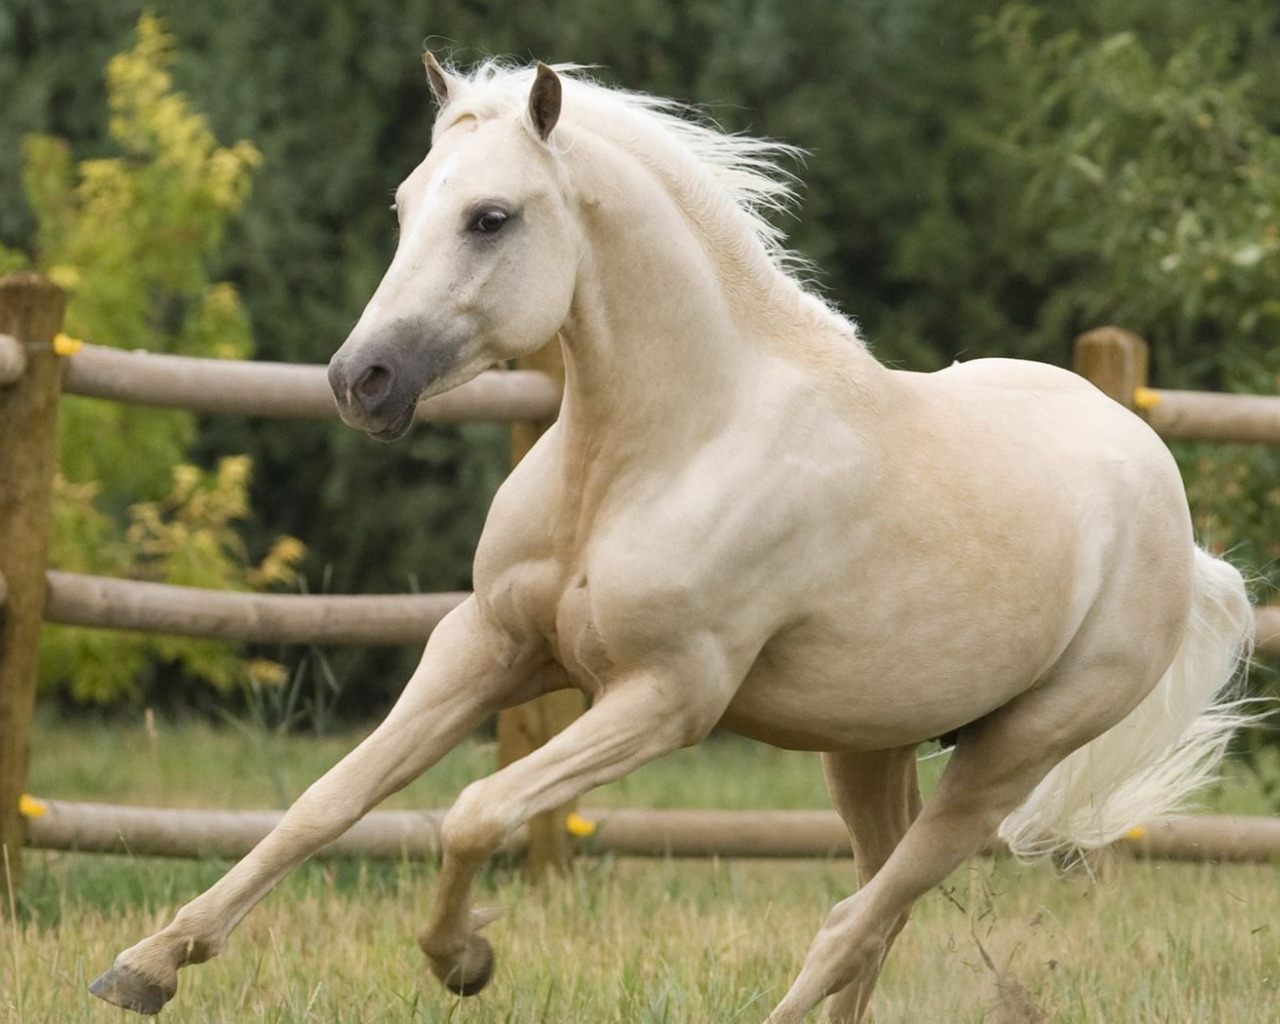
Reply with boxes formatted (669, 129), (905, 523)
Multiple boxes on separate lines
(471, 209), (510, 235)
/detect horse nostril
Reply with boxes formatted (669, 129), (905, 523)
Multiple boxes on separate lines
(353, 363), (393, 407)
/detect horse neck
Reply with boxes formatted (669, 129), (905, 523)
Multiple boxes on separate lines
(554, 133), (864, 481)
(558, 222), (746, 451)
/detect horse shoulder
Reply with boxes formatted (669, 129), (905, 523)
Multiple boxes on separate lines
(576, 431), (862, 672)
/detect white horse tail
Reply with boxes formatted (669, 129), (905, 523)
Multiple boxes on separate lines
(998, 546), (1255, 862)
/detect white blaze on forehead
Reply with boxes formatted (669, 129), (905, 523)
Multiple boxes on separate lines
(403, 152), (462, 241)
(366, 153), (463, 321)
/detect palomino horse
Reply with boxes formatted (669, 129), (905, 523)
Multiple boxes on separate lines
(92, 57), (1252, 1022)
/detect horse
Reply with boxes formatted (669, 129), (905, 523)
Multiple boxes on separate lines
(90, 56), (1253, 1022)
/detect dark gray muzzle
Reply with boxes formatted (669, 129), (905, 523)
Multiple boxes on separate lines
(328, 346), (416, 441)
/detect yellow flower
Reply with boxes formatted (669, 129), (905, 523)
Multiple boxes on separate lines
(248, 659), (289, 687)
(19, 794), (48, 818)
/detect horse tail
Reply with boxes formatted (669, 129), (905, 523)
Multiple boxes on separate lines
(998, 546), (1256, 863)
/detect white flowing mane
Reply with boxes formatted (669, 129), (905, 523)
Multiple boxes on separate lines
(433, 59), (858, 339)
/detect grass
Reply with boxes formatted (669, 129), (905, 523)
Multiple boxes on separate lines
(21, 714), (856, 812)
(5, 714), (1280, 1022)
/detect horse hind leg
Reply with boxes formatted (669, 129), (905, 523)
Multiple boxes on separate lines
(818, 746), (922, 1024)
(766, 651), (1172, 1024)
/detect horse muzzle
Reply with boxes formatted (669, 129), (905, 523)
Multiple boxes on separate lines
(328, 347), (419, 441)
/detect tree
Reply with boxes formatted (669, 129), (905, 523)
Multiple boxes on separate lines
(1, 15), (302, 702)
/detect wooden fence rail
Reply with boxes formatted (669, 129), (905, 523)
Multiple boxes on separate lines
(60, 342), (561, 423)
(1257, 606), (1280, 659)
(23, 799), (1280, 864)
(1074, 326), (1280, 445)
(1140, 389), (1280, 445)
(26, 799), (464, 862)
(41, 571), (466, 646)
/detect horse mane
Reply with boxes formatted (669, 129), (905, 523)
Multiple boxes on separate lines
(433, 59), (856, 337)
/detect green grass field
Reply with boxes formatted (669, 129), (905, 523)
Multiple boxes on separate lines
(6, 715), (1280, 1022)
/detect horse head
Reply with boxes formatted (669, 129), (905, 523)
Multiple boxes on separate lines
(328, 58), (575, 440)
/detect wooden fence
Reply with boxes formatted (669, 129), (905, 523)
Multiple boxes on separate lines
(1073, 326), (1280, 445)
(3, 272), (1279, 900)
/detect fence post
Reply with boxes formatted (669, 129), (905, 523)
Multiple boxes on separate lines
(496, 338), (582, 875)
(0, 273), (66, 905)
(1072, 326), (1149, 409)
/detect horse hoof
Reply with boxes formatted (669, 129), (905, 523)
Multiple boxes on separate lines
(430, 933), (495, 997)
(89, 960), (175, 1016)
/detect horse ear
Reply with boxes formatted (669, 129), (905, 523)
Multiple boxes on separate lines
(423, 51), (455, 107)
(528, 63), (562, 141)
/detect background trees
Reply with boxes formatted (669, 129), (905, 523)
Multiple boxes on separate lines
(2, 0), (1277, 715)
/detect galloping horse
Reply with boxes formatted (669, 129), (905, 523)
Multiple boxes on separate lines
(92, 57), (1252, 1022)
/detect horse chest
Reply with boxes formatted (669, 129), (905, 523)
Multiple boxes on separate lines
(499, 554), (713, 698)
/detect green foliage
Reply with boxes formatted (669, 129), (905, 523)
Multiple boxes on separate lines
(983, 8), (1280, 386)
(980, 8), (1280, 595)
(4, 16), (303, 703)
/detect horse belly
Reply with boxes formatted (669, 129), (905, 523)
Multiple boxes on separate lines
(720, 574), (1084, 752)
(721, 654), (1025, 753)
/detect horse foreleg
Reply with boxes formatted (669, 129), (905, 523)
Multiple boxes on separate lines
(419, 674), (723, 996)
(89, 599), (542, 1016)
(819, 746), (921, 1024)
